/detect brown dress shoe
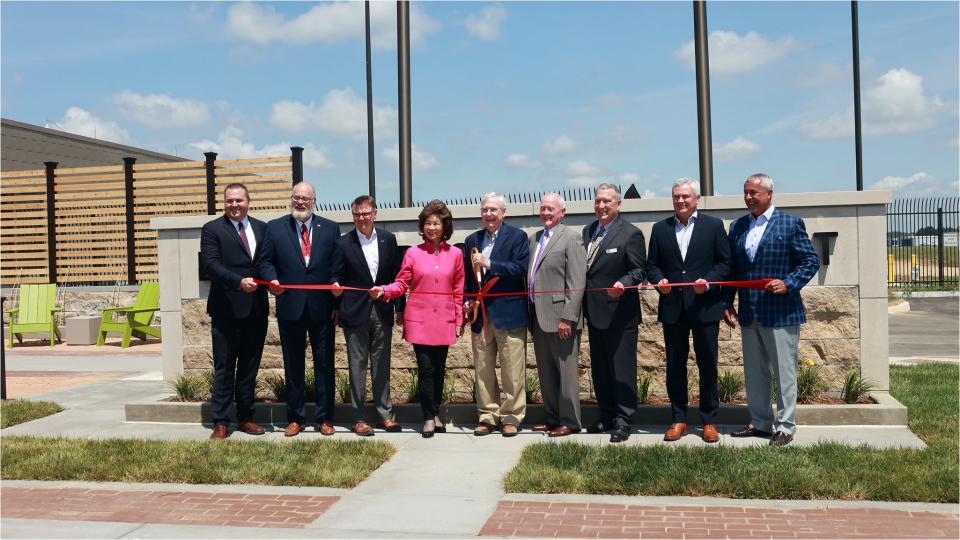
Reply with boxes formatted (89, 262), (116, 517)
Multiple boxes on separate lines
(474, 422), (497, 436)
(663, 422), (688, 441)
(702, 423), (720, 443)
(283, 422), (304, 437)
(375, 419), (402, 432)
(547, 425), (580, 437)
(318, 421), (336, 436)
(237, 420), (265, 435)
(501, 424), (519, 437)
(531, 423), (552, 432)
(353, 421), (373, 437)
(210, 424), (229, 440)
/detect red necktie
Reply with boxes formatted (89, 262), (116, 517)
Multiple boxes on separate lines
(300, 223), (311, 259)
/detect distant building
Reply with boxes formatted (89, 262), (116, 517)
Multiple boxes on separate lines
(1, 117), (187, 171)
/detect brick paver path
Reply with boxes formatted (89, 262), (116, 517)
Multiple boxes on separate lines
(480, 501), (959, 539)
(4, 371), (133, 399)
(1, 487), (338, 529)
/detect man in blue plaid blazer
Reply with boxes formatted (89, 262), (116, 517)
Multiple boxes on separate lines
(722, 173), (820, 447)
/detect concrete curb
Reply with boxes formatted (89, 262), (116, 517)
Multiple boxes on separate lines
(888, 300), (911, 314)
(125, 394), (909, 426)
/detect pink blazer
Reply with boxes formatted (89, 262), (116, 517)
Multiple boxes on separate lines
(382, 241), (464, 346)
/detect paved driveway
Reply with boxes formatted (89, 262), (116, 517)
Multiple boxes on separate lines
(890, 297), (959, 358)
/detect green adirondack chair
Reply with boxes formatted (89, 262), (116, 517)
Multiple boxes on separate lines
(6, 283), (62, 347)
(96, 281), (161, 347)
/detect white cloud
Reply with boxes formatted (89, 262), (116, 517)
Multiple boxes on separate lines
(269, 88), (397, 140)
(188, 126), (333, 169)
(801, 68), (944, 139)
(542, 134), (579, 155)
(112, 91), (210, 129)
(566, 160), (600, 177)
(225, 1), (439, 51)
(868, 171), (958, 196)
(465, 6), (506, 41)
(46, 107), (129, 144)
(675, 30), (795, 76)
(565, 160), (604, 188)
(713, 136), (761, 162)
(188, 3), (216, 24)
(382, 143), (439, 171)
(504, 153), (541, 169)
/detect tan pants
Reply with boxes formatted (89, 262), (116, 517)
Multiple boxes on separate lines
(472, 325), (528, 426)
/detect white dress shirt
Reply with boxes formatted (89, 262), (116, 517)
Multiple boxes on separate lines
(229, 217), (257, 257)
(357, 228), (379, 281)
(674, 211), (697, 261)
(745, 205), (775, 263)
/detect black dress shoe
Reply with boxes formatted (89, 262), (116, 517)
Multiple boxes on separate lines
(769, 431), (794, 446)
(586, 421), (607, 434)
(730, 425), (772, 438)
(609, 426), (631, 443)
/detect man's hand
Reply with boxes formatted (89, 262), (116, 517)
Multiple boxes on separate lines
(464, 300), (475, 312)
(692, 278), (708, 295)
(656, 278), (671, 295)
(723, 307), (738, 328)
(607, 281), (626, 298)
(456, 323), (466, 339)
(558, 319), (573, 340)
(240, 277), (258, 293)
(268, 280), (285, 296)
(331, 282), (343, 297)
(471, 252), (490, 270)
(368, 286), (384, 299)
(765, 279), (788, 295)
(331, 309), (339, 327)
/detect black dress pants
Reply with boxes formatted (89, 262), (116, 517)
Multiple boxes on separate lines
(210, 313), (267, 425)
(278, 314), (335, 424)
(587, 324), (638, 428)
(663, 319), (720, 424)
(412, 344), (448, 421)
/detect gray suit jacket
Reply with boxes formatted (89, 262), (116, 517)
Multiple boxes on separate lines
(528, 223), (587, 333)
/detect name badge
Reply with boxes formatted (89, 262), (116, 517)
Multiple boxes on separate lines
(605, 248), (618, 254)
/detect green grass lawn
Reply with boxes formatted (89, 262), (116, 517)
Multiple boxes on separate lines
(1, 400), (64, 428)
(504, 363), (958, 502)
(1, 438), (395, 488)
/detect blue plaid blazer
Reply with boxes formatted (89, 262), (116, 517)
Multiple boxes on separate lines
(722, 209), (820, 327)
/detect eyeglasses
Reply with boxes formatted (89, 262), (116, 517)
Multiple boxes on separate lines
(291, 196), (314, 203)
(352, 211), (375, 218)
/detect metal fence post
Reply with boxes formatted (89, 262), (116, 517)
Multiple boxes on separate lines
(204, 152), (218, 215)
(1, 295), (6, 400)
(937, 206), (945, 286)
(123, 157), (138, 285)
(291, 146), (304, 186)
(43, 161), (58, 284)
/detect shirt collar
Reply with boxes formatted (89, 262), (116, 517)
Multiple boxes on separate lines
(296, 216), (312, 230)
(229, 216), (249, 229)
(485, 226), (501, 241)
(675, 211), (698, 226)
(750, 205), (775, 224)
(356, 227), (377, 242)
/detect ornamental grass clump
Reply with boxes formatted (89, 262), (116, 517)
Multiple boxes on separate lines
(841, 371), (876, 403)
(525, 371), (542, 403)
(797, 359), (828, 403)
(636, 373), (652, 404)
(718, 369), (744, 403)
(335, 369), (351, 403)
(168, 370), (213, 401)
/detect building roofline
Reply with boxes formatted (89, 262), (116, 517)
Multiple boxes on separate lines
(1, 117), (190, 162)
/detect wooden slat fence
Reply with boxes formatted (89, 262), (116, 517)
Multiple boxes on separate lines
(1, 149), (302, 286)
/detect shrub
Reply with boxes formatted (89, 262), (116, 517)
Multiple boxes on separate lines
(406, 369), (420, 403)
(335, 369), (351, 403)
(797, 360), (828, 403)
(304, 367), (316, 402)
(525, 370), (542, 403)
(262, 371), (287, 401)
(717, 369), (744, 403)
(636, 373), (651, 405)
(841, 371), (876, 403)
(168, 370), (212, 401)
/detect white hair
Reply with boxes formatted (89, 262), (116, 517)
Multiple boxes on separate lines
(672, 178), (701, 197)
(595, 182), (621, 202)
(745, 173), (774, 191)
(481, 192), (506, 210)
(541, 192), (566, 209)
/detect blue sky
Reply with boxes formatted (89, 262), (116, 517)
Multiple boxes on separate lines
(2, 1), (957, 204)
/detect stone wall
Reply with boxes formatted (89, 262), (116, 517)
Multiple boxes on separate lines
(180, 285), (859, 400)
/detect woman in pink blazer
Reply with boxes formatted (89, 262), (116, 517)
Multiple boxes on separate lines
(370, 200), (464, 437)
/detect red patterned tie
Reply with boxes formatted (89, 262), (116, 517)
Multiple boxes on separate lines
(300, 223), (311, 259)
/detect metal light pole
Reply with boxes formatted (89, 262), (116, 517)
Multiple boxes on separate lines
(397, 0), (413, 207)
(852, 0), (864, 191)
(365, 0), (376, 199)
(693, 1), (715, 196)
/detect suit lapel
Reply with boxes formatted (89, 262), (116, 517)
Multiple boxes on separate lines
(221, 216), (251, 261)
(753, 210), (779, 263)
(666, 215), (684, 263)
(534, 224), (562, 272)
(287, 216), (306, 266)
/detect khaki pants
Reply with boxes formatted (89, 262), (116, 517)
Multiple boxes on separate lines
(472, 325), (527, 426)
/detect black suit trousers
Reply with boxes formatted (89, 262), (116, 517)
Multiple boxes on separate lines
(278, 314), (336, 424)
(587, 324), (638, 427)
(663, 319), (720, 423)
(210, 313), (268, 425)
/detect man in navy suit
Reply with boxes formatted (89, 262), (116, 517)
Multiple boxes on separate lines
(464, 192), (530, 437)
(646, 178), (731, 444)
(200, 183), (269, 440)
(723, 173), (820, 447)
(330, 195), (404, 436)
(260, 181), (341, 437)
(582, 183), (647, 443)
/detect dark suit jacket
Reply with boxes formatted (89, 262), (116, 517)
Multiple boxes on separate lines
(259, 214), (340, 322)
(582, 216), (647, 329)
(463, 222), (529, 333)
(200, 215), (269, 321)
(722, 209), (820, 327)
(645, 212), (731, 325)
(330, 227), (404, 330)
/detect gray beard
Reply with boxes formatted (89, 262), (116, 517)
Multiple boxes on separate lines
(291, 207), (314, 222)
